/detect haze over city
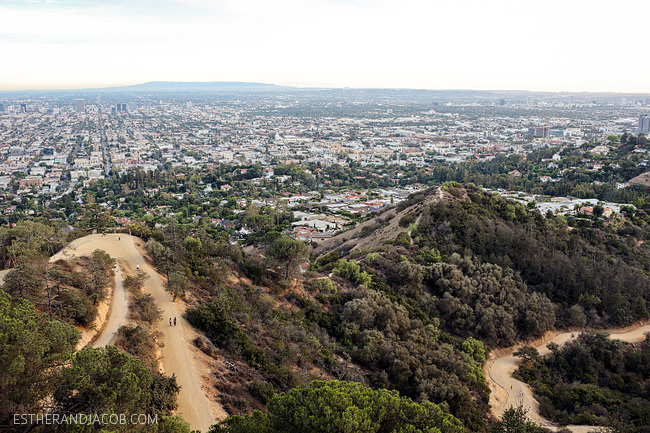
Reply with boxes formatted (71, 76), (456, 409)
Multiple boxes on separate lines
(1, 0), (649, 93)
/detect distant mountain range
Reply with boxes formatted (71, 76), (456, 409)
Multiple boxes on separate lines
(95, 81), (287, 92)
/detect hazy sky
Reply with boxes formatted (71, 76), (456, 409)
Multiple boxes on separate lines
(1, 0), (648, 92)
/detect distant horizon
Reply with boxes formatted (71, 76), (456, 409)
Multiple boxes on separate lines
(2, 1), (649, 94)
(2, 80), (650, 96)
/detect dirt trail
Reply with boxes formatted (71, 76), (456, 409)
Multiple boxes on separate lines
(50, 234), (217, 432)
(488, 324), (650, 432)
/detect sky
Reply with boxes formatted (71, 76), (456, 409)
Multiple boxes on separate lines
(0, 0), (648, 92)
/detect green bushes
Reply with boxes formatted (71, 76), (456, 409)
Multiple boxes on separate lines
(398, 212), (416, 227)
(393, 232), (411, 248)
(132, 293), (162, 324)
(213, 380), (465, 433)
(516, 332), (650, 430)
(116, 325), (158, 365)
(185, 300), (266, 368)
(333, 259), (372, 287)
(56, 289), (97, 327)
(248, 381), (274, 405)
(416, 187), (650, 328)
(311, 277), (336, 294)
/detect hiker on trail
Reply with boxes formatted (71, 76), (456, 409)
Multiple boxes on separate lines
(174, 317), (176, 326)
(118, 235), (121, 240)
(136, 264), (139, 270)
(169, 318), (172, 326)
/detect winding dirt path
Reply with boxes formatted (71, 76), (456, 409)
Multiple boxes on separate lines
(51, 234), (217, 432)
(488, 324), (650, 432)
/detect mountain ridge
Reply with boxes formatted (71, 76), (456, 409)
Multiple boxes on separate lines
(88, 81), (289, 92)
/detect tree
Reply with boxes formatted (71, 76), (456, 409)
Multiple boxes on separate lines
(514, 346), (540, 364)
(84, 249), (115, 305)
(490, 404), (546, 433)
(0, 220), (63, 268)
(2, 261), (45, 300)
(0, 290), (79, 424)
(124, 269), (149, 293)
(54, 346), (180, 425)
(266, 236), (308, 280)
(145, 238), (173, 273)
(333, 259), (372, 287)
(212, 380), (465, 433)
(166, 270), (189, 301)
(593, 204), (604, 218)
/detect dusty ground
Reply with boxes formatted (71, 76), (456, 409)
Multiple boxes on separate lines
(175, 298), (230, 421)
(51, 234), (219, 433)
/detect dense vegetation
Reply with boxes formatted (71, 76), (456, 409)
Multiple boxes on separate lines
(6, 156), (650, 433)
(0, 221), (117, 327)
(0, 289), (189, 432)
(212, 380), (465, 433)
(0, 220), (189, 432)
(161, 222), (491, 429)
(128, 183), (650, 431)
(515, 332), (650, 432)
(414, 185), (650, 329)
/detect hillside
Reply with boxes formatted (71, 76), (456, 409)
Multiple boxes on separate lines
(312, 186), (451, 256)
(7, 184), (650, 432)
(318, 183), (650, 335)
(173, 183), (650, 431)
(628, 170), (650, 186)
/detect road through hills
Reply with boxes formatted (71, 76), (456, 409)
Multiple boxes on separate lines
(488, 324), (650, 432)
(44, 234), (216, 432)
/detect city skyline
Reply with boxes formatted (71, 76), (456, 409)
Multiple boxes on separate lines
(1, 0), (649, 93)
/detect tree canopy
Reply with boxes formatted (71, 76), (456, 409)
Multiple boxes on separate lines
(212, 380), (465, 433)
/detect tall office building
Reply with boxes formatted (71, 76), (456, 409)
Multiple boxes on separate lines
(75, 99), (85, 113)
(639, 115), (650, 135)
(528, 126), (550, 138)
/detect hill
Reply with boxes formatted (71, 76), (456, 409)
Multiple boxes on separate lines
(95, 81), (286, 92)
(316, 183), (650, 341)
(628, 170), (650, 186)
(312, 186), (451, 257)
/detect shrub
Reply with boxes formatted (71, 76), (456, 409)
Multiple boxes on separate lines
(57, 289), (97, 327)
(132, 293), (162, 324)
(333, 259), (372, 287)
(185, 301), (266, 368)
(249, 381), (274, 405)
(115, 325), (158, 364)
(399, 213), (416, 227)
(312, 278), (337, 294)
